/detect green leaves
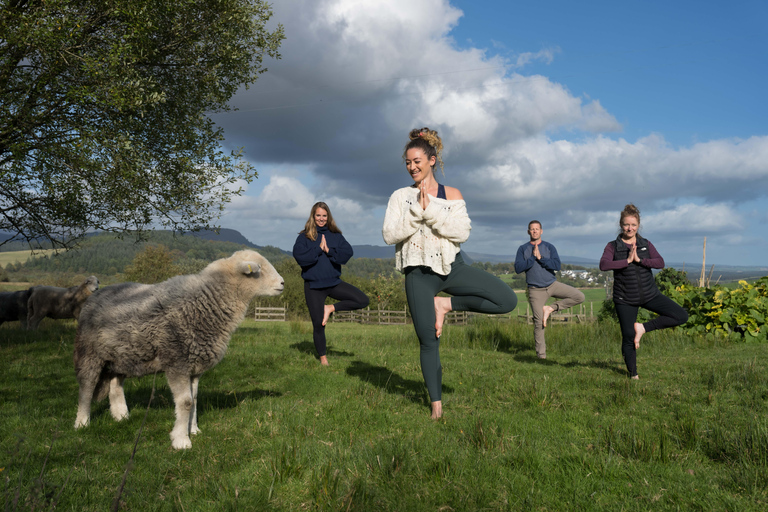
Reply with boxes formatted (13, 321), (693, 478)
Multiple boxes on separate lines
(658, 275), (768, 343)
(0, 0), (284, 249)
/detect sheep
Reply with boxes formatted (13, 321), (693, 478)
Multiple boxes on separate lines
(0, 288), (33, 329)
(73, 250), (284, 450)
(26, 276), (100, 329)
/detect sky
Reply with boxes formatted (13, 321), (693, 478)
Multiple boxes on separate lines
(208, 0), (768, 268)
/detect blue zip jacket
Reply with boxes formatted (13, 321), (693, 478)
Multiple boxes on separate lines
(514, 240), (561, 288)
(292, 226), (354, 289)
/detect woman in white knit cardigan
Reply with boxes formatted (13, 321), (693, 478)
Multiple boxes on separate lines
(382, 127), (518, 419)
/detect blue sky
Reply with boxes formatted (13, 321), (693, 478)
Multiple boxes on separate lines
(210, 0), (768, 268)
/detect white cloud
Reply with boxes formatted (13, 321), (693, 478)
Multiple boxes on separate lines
(211, 0), (768, 265)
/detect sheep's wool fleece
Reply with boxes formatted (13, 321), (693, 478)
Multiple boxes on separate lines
(76, 251), (275, 377)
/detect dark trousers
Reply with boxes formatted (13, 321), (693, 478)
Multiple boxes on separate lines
(405, 254), (518, 402)
(614, 293), (688, 377)
(304, 281), (369, 357)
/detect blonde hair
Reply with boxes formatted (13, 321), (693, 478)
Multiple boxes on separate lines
(402, 127), (444, 175)
(300, 202), (342, 241)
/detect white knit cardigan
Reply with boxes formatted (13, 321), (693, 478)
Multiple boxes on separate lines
(382, 186), (471, 275)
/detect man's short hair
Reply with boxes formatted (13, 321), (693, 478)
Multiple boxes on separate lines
(528, 220), (542, 229)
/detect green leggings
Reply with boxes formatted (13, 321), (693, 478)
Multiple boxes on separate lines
(404, 253), (518, 402)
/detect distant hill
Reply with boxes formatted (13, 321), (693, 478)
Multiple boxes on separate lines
(187, 228), (291, 256)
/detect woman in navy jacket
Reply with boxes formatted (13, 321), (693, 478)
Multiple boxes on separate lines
(599, 204), (687, 379)
(293, 202), (369, 365)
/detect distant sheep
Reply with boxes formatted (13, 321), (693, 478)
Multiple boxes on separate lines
(73, 250), (284, 450)
(27, 276), (100, 330)
(0, 288), (33, 329)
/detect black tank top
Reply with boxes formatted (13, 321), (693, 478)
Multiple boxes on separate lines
(437, 183), (446, 199)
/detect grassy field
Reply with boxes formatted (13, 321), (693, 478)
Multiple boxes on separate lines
(2, 317), (767, 511)
(0, 249), (55, 268)
(510, 288), (608, 319)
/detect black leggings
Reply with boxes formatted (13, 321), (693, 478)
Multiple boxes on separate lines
(304, 281), (369, 357)
(614, 293), (688, 377)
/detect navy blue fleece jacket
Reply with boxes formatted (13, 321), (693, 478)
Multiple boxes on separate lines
(292, 226), (354, 289)
(514, 240), (561, 288)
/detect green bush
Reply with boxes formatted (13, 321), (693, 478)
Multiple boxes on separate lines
(662, 276), (768, 342)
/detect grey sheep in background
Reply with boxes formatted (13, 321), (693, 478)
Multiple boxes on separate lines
(0, 288), (33, 329)
(27, 276), (100, 330)
(73, 250), (284, 450)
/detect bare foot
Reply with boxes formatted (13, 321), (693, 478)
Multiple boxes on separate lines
(631, 375), (640, 380)
(633, 322), (645, 349)
(542, 305), (555, 328)
(319, 355), (329, 366)
(322, 304), (335, 326)
(431, 400), (443, 419)
(434, 296), (452, 338)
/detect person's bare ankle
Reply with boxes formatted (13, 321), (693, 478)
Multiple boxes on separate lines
(430, 400), (443, 419)
(322, 304), (335, 326)
(434, 297), (452, 338)
(542, 305), (555, 328)
(634, 322), (645, 349)
(319, 355), (329, 366)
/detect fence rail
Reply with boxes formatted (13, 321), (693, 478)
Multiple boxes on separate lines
(516, 302), (595, 325)
(254, 304), (287, 322)
(253, 302), (597, 325)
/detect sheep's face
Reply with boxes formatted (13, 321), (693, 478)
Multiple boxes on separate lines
(226, 250), (284, 299)
(85, 276), (100, 293)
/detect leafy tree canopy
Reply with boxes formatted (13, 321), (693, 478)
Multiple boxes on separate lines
(0, 0), (283, 249)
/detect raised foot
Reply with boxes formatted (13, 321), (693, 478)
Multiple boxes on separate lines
(434, 296), (452, 338)
(633, 322), (646, 349)
(542, 305), (555, 328)
(322, 304), (335, 326)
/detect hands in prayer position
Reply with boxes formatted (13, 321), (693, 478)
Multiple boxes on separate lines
(419, 180), (430, 210)
(626, 244), (641, 264)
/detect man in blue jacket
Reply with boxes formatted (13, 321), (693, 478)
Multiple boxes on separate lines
(514, 220), (584, 359)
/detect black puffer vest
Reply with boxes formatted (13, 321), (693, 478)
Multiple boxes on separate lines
(611, 235), (659, 306)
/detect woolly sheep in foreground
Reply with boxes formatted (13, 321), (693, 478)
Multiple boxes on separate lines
(27, 276), (100, 330)
(73, 250), (284, 450)
(0, 288), (33, 329)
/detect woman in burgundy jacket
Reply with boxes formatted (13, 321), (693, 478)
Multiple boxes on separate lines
(599, 204), (688, 379)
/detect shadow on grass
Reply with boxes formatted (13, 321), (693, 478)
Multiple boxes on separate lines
(109, 386), (281, 416)
(289, 341), (355, 359)
(345, 360), (454, 404)
(512, 353), (628, 377)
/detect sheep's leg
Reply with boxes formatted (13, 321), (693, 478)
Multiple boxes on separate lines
(108, 376), (129, 421)
(27, 311), (42, 330)
(74, 364), (101, 428)
(166, 372), (194, 450)
(190, 376), (201, 435)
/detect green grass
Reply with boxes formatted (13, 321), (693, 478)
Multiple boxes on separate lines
(2, 318), (767, 510)
(511, 288), (607, 319)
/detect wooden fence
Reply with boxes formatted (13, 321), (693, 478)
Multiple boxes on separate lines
(254, 302), (596, 325)
(516, 302), (595, 325)
(254, 304), (287, 322)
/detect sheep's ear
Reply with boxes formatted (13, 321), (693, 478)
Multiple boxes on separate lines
(240, 262), (261, 276)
